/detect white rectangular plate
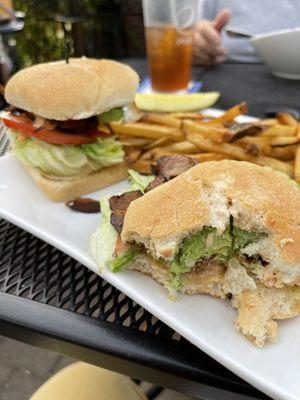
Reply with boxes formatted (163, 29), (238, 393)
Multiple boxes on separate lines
(0, 111), (299, 400)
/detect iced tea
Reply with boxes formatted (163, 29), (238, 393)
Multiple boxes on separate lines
(145, 25), (193, 92)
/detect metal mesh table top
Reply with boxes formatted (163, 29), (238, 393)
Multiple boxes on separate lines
(0, 60), (280, 400)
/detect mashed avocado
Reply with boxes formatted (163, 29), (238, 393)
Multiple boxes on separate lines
(170, 225), (266, 287)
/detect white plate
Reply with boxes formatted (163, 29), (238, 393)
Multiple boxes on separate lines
(0, 111), (299, 400)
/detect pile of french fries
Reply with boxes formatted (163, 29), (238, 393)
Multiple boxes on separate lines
(108, 102), (300, 181)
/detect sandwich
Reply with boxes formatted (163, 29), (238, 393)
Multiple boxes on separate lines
(91, 160), (300, 347)
(2, 57), (140, 201)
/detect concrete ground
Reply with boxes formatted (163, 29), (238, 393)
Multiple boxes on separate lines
(0, 335), (194, 400)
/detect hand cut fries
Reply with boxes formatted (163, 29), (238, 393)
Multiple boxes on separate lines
(141, 113), (181, 128)
(294, 145), (300, 180)
(183, 119), (228, 143)
(109, 104), (300, 180)
(187, 132), (293, 176)
(276, 112), (298, 128)
(201, 102), (248, 125)
(169, 112), (205, 120)
(261, 125), (296, 137)
(110, 121), (184, 141)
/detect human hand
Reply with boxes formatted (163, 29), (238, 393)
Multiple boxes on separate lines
(193, 9), (231, 66)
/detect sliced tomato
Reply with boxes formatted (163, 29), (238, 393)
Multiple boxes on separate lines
(2, 114), (109, 145)
(2, 115), (35, 134)
(31, 129), (96, 145)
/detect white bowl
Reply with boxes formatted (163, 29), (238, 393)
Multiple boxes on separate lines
(251, 27), (300, 79)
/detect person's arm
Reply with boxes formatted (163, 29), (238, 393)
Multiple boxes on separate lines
(193, 9), (230, 66)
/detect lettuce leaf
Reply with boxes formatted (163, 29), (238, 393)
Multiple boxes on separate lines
(90, 197), (139, 273)
(108, 249), (139, 273)
(128, 169), (155, 193)
(97, 108), (124, 123)
(10, 132), (124, 177)
(90, 197), (118, 271)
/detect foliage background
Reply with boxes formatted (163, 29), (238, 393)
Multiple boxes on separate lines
(12, 0), (145, 68)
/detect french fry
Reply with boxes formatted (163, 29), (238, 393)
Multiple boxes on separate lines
(239, 136), (300, 147)
(119, 137), (153, 147)
(294, 145), (300, 179)
(141, 113), (181, 128)
(141, 142), (199, 160)
(188, 153), (227, 162)
(142, 137), (172, 150)
(187, 132), (293, 176)
(124, 149), (142, 164)
(261, 125), (296, 137)
(110, 122), (184, 141)
(151, 141), (199, 155)
(269, 136), (299, 147)
(276, 112), (298, 128)
(130, 159), (153, 175)
(244, 142), (272, 157)
(259, 118), (278, 126)
(297, 124), (300, 140)
(183, 119), (228, 143)
(202, 102), (248, 125)
(98, 123), (112, 135)
(139, 148), (155, 160)
(169, 112), (205, 120)
(268, 145), (296, 161)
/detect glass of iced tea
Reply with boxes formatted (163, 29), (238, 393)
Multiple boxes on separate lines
(142, 0), (198, 93)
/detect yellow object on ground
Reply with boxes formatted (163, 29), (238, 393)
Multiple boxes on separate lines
(135, 92), (220, 112)
(30, 362), (146, 400)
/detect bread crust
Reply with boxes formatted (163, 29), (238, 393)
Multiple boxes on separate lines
(232, 286), (300, 347)
(122, 160), (300, 271)
(26, 163), (128, 202)
(4, 58), (139, 120)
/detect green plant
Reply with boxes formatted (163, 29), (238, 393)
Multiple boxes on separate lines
(13, 0), (65, 67)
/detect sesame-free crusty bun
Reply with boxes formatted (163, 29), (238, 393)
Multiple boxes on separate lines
(122, 160), (300, 288)
(25, 162), (128, 202)
(4, 58), (139, 120)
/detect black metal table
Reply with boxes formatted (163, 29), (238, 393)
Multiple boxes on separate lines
(1, 60), (294, 400)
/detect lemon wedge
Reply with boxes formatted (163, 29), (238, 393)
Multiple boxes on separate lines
(135, 92), (220, 112)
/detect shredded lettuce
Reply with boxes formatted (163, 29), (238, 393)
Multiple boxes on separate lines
(128, 169), (155, 193)
(109, 249), (139, 273)
(90, 197), (139, 273)
(97, 108), (124, 123)
(90, 197), (118, 271)
(10, 132), (124, 177)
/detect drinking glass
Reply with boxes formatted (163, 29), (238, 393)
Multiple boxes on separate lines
(142, 0), (198, 92)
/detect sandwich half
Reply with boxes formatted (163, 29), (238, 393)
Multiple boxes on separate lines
(2, 57), (140, 201)
(91, 160), (300, 346)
